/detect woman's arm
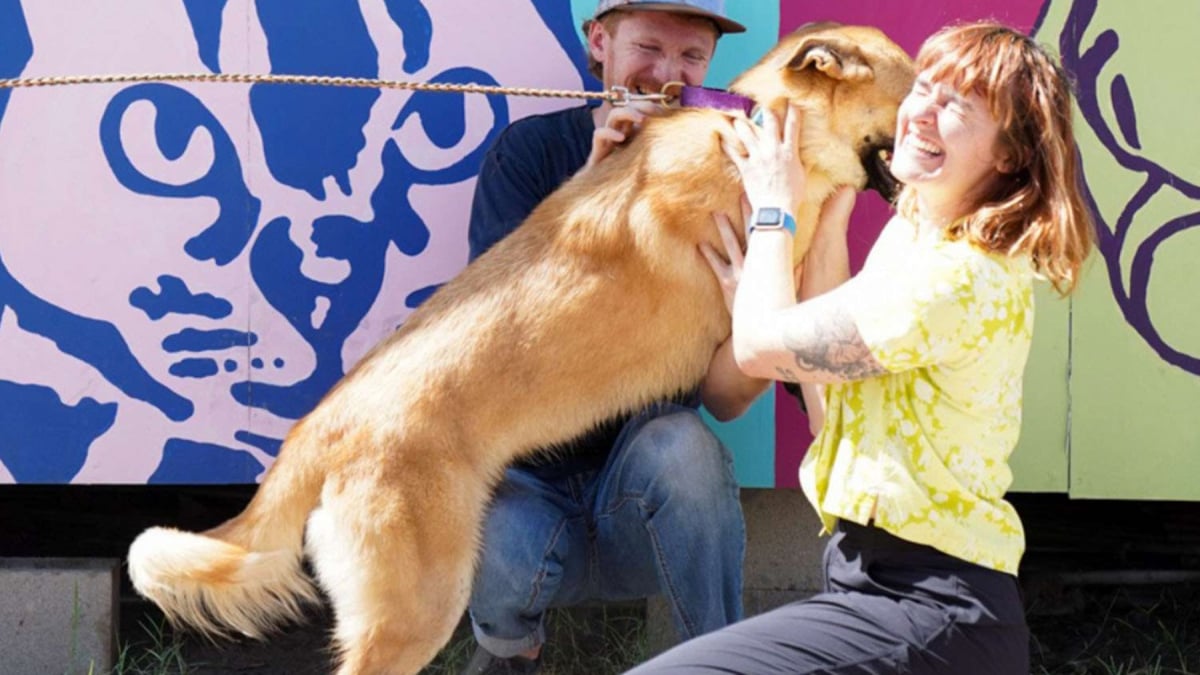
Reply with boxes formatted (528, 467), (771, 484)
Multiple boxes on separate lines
(698, 194), (874, 427)
(730, 226), (885, 389)
(697, 209), (773, 421)
(793, 188), (855, 435)
(732, 232), (885, 386)
(722, 106), (885, 388)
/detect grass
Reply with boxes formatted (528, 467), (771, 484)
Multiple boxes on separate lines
(112, 603), (646, 675)
(109, 617), (191, 675)
(108, 584), (1200, 674)
(422, 604), (648, 674)
(1028, 583), (1200, 674)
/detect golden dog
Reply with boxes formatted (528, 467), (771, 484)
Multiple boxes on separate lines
(128, 22), (914, 675)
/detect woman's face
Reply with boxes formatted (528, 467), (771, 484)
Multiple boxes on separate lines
(890, 70), (1008, 218)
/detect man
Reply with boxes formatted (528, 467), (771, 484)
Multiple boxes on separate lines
(463, 2), (766, 673)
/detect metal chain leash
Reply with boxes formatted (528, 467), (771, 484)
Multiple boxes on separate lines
(0, 72), (673, 106)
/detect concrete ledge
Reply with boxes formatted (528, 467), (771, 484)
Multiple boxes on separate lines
(0, 558), (119, 675)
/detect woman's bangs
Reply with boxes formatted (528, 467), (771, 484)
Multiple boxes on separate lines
(917, 25), (1020, 109)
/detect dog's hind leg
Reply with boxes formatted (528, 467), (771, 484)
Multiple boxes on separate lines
(307, 465), (486, 675)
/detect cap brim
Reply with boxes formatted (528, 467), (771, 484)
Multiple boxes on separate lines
(598, 3), (747, 34)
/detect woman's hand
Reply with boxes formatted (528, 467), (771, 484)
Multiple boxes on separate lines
(699, 201), (751, 315)
(721, 104), (808, 213)
(810, 186), (856, 249)
(585, 101), (662, 170)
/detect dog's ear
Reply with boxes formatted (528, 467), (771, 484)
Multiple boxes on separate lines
(785, 36), (874, 83)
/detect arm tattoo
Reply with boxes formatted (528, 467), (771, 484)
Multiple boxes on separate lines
(775, 366), (800, 381)
(781, 305), (886, 381)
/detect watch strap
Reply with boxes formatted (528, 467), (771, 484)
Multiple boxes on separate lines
(749, 208), (797, 236)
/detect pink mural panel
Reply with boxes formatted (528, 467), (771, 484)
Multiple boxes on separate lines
(771, 0), (1049, 487)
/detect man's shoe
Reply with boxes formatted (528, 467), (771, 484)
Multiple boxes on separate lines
(460, 644), (542, 675)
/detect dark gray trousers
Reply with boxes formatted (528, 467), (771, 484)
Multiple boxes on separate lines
(626, 520), (1029, 674)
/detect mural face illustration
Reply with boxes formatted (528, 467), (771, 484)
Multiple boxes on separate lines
(1043, 0), (1200, 374)
(0, 0), (582, 483)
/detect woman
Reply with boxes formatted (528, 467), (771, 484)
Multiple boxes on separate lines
(628, 21), (1094, 674)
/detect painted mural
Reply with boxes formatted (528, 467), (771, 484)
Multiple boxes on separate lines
(0, 0), (583, 484)
(0, 1), (1196, 496)
(1034, 1), (1200, 499)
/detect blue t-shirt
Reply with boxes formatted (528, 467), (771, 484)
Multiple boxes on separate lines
(469, 104), (596, 259)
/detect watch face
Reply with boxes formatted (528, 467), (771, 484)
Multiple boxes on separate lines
(755, 207), (783, 226)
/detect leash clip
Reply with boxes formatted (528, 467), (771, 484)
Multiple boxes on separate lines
(609, 82), (683, 108)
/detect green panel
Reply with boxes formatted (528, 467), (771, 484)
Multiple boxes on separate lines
(703, 390), (776, 488)
(1036, 0), (1200, 500)
(1009, 284), (1070, 493)
(1070, 211), (1200, 500)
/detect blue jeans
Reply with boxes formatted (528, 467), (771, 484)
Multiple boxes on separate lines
(468, 404), (746, 658)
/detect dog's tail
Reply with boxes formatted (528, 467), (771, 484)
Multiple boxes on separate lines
(128, 428), (325, 639)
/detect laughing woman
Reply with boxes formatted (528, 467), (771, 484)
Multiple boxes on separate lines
(628, 22), (1095, 675)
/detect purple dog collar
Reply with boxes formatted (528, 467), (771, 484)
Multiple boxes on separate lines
(678, 85), (755, 116)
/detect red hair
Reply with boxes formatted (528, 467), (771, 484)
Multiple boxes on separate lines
(895, 22), (1095, 295)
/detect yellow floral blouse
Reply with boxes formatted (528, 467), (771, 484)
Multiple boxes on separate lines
(800, 218), (1034, 574)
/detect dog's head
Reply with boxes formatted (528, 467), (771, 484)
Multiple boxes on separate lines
(730, 22), (915, 203)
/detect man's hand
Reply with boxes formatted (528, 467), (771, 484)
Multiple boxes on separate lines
(585, 101), (664, 170)
(700, 199), (751, 315)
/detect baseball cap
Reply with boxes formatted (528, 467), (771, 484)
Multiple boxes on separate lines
(589, 0), (746, 35)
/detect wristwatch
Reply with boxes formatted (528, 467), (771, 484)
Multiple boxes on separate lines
(749, 206), (797, 236)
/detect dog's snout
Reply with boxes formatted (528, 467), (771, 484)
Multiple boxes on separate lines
(862, 142), (900, 202)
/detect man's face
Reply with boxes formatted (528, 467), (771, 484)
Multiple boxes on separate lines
(589, 11), (718, 95)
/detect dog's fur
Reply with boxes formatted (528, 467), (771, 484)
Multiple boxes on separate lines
(127, 23), (914, 675)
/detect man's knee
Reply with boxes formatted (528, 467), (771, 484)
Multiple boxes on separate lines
(473, 509), (534, 597)
(472, 488), (564, 604)
(619, 410), (740, 518)
(627, 410), (729, 479)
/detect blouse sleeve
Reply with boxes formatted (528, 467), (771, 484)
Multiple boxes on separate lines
(844, 244), (997, 372)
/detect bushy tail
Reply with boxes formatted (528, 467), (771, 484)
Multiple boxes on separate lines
(127, 526), (319, 638)
(128, 430), (325, 639)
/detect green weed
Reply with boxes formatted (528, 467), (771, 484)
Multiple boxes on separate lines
(1029, 584), (1200, 675)
(109, 617), (191, 675)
